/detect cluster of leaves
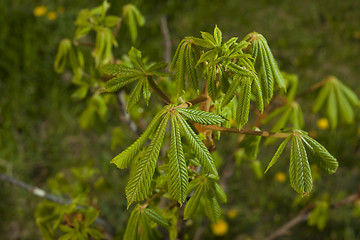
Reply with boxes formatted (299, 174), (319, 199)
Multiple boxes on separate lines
(54, 0), (144, 128)
(35, 167), (106, 239)
(101, 27), (344, 237)
(312, 75), (359, 130)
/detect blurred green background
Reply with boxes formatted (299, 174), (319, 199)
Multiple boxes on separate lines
(1, 0), (359, 239)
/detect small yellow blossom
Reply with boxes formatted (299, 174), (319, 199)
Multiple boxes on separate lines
(317, 118), (329, 130)
(211, 220), (228, 236)
(33, 6), (47, 17)
(47, 11), (57, 20)
(275, 172), (286, 183)
(227, 209), (238, 219)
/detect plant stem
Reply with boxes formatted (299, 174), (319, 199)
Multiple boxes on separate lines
(147, 76), (173, 104)
(201, 125), (291, 138)
(176, 94), (209, 109)
(296, 78), (329, 99)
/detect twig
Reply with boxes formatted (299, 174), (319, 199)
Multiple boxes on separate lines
(296, 77), (330, 99)
(0, 173), (115, 236)
(116, 90), (140, 134)
(112, 18), (123, 37)
(201, 125), (291, 138)
(160, 15), (171, 69)
(176, 94), (209, 109)
(147, 76), (173, 104)
(265, 189), (360, 240)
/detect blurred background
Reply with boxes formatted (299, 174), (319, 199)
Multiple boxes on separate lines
(1, 0), (359, 239)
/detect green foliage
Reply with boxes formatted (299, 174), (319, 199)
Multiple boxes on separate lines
(308, 199), (330, 230)
(312, 76), (359, 130)
(243, 32), (286, 104)
(122, 4), (145, 43)
(264, 131), (338, 194)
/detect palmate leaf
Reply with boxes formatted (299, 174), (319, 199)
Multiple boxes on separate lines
(177, 108), (225, 125)
(177, 115), (218, 176)
(168, 114), (188, 204)
(243, 32), (286, 104)
(312, 76), (359, 129)
(289, 135), (312, 194)
(170, 39), (200, 96)
(126, 113), (170, 207)
(111, 109), (167, 169)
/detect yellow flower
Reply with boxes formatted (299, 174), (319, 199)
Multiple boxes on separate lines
(211, 220), (228, 236)
(275, 172), (286, 183)
(47, 11), (57, 21)
(317, 118), (329, 130)
(227, 209), (238, 219)
(33, 6), (47, 17)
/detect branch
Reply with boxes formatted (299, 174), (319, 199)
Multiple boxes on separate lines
(265, 188), (360, 240)
(0, 173), (115, 236)
(296, 78), (329, 99)
(201, 125), (291, 138)
(147, 76), (173, 104)
(160, 15), (171, 68)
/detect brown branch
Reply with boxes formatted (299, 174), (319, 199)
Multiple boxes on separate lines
(176, 94), (209, 109)
(296, 77), (331, 99)
(112, 18), (123, 37)
(73, 41), (96, 48)
(147, 76), (173, 104)
(160, 15), (171, 68)
(265, 188), (360, 240)
(201, 125), (291, 138)
(0, 173), (115, 236)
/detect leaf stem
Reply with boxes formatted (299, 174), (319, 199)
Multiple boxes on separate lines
(176, 94), (209, 109)
(201, 125), (291, 138)
(296, 78), (330, 99)
(147, 76), (173, 104)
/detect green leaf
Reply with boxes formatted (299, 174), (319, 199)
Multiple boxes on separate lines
(265, 135), (291, 173)
(335, 83), (354, 123)
(128, 47), (146, 71)
(143, 78), (151, 105)
(327, 86), (338, 130)
(308, 200), (329, 230)
(201, 31), (216, 47)
(221, 75), (242, 107)
(168, 114), (188, 204)
(236, 77), (252, 127)
(213, 182), (227, 203)
(339, 81), (359, 106)
(126, 80), (144, 112)
(185, 44), (199, 92)
(204, 195), (221, 223)
(312, 83), (330, 113)
(54, 39), (71, 73)
(177, 108), (225, 125)
(253, 77), (264, 112)
(177, 115), (218, 176)
(213, 25), (222, 46)
(144, 208), (170, 227)
(101, 64), (143, 77)
(259, 42), (274, 102)
(104, 76), (139, 92)
(126, 113), (170, 206)
(111, 109), (166, 169)
(289, 135), (312, 194)
(147, 62), (168, 73)
(123, 207), (140, 240)
(184, 184), (204, 219)
(301, 134), (338, 174)
(175, 43), (186, 96)
(187, 36), (214, 49)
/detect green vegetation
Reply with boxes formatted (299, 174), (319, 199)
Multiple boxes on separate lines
(1, 0), (359, 239)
